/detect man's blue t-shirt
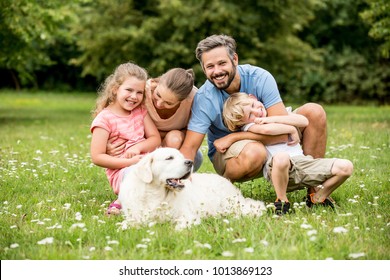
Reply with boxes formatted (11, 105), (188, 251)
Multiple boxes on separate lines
(188, 64), (282, 161)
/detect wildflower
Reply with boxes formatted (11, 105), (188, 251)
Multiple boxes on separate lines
(333, 227), (348, 234)
(37, 237), (54, 245)
(107, 240), (119, 245)
(260, 240), (269, 247)
(75, 212), (82, 221)
(232, 238), (246, 243)
(349, 252), (365, 259)
(222, 251), (234, 257)
(307, 230), (317, 236)
(244, 247), (254, 253)
(136, 244), (147, 249)
(184, 249), (193, 255)
(70, 223), (85, 230)
(104, 246), (113, 251)
(10, 243), (19, 249)
(300, 223), (312, 229)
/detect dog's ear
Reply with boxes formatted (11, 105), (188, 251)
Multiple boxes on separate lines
(134, 154), (153, 183)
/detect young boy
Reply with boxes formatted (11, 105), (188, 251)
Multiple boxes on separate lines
(222, 92), (353, 215)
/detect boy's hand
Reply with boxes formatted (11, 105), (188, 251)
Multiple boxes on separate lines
(287, 128), (300, 146)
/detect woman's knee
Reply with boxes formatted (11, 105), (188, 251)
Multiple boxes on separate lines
(163, 130), (185, 148)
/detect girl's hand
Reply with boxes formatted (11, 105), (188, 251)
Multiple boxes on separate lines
(124, 148), (141, 159)
(107, 133), (126, 157)
(129, 154), (143, 164)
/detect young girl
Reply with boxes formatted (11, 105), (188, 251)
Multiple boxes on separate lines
(223, 92), (353, 215)
(90, 62), (161, 215)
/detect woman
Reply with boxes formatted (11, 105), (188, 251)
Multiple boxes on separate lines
(107, 68), (203, 171)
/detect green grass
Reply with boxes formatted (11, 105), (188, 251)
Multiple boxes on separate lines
(0, 91), (389, 260)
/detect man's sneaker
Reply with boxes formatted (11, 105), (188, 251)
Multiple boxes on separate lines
(274, 199), (290, 215)
(305, 193), (335, 209)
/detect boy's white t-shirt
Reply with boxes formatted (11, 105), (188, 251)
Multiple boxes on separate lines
(241, 114), (304, 180)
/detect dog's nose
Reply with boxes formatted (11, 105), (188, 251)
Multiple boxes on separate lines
(185, 160), (193, 167)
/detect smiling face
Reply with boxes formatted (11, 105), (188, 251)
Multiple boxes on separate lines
(201, 46), (238, 91)
(111, 77), (145, 115)
(152, 84), (180, 110)
(242, 95), (267, 124)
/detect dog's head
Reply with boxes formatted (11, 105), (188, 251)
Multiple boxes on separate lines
(135, 148), (193, 191)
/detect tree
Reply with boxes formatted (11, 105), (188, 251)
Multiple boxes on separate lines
(0, 0), (78, 89)
(71, 0), (321, 86)
(360, 0), (390, 58)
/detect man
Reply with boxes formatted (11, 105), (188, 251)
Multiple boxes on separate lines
(180, 34), (327, 187)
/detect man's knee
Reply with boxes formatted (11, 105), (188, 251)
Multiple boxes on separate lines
(300, 103), (327, 125)
(240, 142), (267, 166)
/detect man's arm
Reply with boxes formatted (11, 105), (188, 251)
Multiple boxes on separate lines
(214, 131), (287, 154)
(180, 130), (205, 161)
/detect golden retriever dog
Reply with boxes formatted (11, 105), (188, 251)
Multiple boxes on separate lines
(118, 148), (265, 230)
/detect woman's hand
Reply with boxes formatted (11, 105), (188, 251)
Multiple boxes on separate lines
(106, 133), (126, 157)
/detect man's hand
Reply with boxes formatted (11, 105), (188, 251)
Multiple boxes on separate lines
(214, 134), (235, 153)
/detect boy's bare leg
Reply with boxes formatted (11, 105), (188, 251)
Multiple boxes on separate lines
(310, 159), (354, 203)
(270, 153), (290, 202)
(295, 103), (327, 196)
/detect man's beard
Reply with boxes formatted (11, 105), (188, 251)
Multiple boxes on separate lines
(209, 67), (236, 90)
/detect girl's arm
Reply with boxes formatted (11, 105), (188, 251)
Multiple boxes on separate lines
(124, 113), (161, 157)
(255, 113), (309, 128)
(90, 127), (142, 169)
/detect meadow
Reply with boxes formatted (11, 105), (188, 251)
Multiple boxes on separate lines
(0, 91), (389, 260)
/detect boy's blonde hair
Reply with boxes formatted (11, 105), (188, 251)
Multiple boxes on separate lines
(223, 92), (253, 131)
(92, 62), (148, 117)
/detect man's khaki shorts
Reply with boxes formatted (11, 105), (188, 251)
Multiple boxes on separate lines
(266, 155), (336, 192)
(212, 139), (260, 176)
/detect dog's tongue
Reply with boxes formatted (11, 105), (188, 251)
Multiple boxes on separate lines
(166, 178), (184, 189)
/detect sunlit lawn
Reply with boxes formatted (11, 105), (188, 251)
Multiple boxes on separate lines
(0, 91), (389, 260)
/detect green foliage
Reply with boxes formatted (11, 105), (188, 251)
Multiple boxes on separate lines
(360, 0), (390, 58)
(0, 0), (389, 104)
(0, 0), (79, 88)
(71, 0), (320, 83)
(293, 0), (390, 104)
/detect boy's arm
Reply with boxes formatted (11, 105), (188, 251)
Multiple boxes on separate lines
(247, 123), (297, 135)
(246, 123), (300, 146)
(255, 113), (308, 128)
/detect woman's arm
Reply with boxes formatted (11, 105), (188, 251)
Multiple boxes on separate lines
(123, 113), (161, 157)
(90, 127), (142, 169)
